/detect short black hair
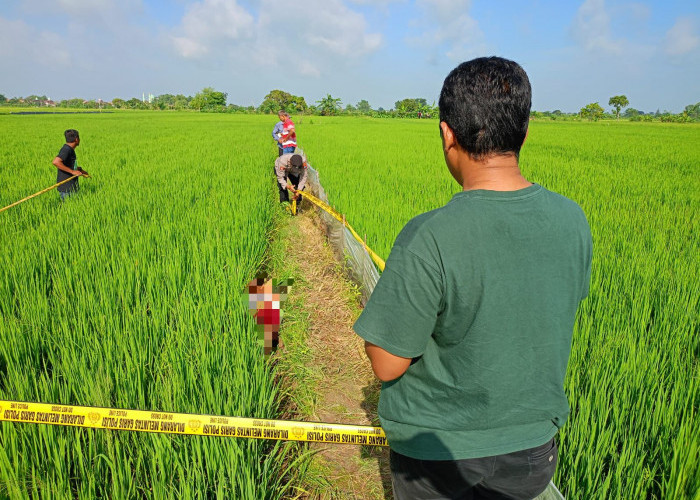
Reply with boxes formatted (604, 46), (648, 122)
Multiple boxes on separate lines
(439, 57), (531, 160)
(64, 129), (80, 142)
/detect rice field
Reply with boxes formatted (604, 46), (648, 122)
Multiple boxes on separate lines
(302, 117), (700, 499)
(1, 113), (698, 498)
(0, 113), (299, 498)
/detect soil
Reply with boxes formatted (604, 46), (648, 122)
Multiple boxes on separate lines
(284, 205), (391, 499)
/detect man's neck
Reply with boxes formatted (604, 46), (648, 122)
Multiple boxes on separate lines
(461, 154), (531, 192)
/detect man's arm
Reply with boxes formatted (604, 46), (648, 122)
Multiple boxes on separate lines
(275, 158), (289, 188)
(296, 165), (308, 193)
(364, 341), (412, 382)
(52, 157), (82, 176)
(272, 122), (283, 141)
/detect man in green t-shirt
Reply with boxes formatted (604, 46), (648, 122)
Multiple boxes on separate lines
(353, 57), (592, 499)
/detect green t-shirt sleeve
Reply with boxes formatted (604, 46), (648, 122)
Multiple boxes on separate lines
(353, 245), (443, 359)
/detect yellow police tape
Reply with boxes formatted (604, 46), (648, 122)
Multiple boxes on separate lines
(291, 188), (386, 272)
(0, 400), (388, 446)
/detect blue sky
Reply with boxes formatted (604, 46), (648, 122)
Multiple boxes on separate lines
(1, 0), (698, 112)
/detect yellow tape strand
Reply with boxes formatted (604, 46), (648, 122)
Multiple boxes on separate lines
(0, 400), (388, 446)
(0, 175), (82, 214)
(292, 188), (386, 272)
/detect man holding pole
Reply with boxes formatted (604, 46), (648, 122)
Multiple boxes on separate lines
(354, 57), (592, 499)
(53, 129), (88, 201)
(274, 153), (307, 210)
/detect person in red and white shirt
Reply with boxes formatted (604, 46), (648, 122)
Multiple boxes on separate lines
(280, 112), (297, 153)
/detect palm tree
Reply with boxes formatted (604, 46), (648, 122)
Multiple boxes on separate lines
(316, 94), (342, 116)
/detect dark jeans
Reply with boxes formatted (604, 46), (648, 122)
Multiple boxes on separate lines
(59, 190), (76, 201)
(277, 173), (302, 204)
(390, 438), (557, 500)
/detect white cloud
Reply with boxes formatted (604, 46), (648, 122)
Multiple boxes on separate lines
(409, 0), (488, 63)
(298, 60), (321, 77)
(297, 1), (382, 57)
(172, 36), (209, 59)
(570, 0), (625, 54)
(0, 16), (71, 69)
(664, 17), (699, 56)
(178, 0), (254, 45)
(170, 0), (382, 76)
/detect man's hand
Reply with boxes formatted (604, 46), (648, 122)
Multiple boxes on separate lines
(287, 184), (296, 191)
(72, 169), (83, 176)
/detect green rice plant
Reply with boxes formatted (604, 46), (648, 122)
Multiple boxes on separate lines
(302, 117), (700, 499)
(0, 113), (304, 498)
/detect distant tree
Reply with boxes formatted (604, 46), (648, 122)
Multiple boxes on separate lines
(316, 94), (342, 115)
(345, 103), (356, 113)
(60, 98), (86, 108)
(684, 102), (700, 120)
(153, 93), (177, 110)
(263, 89), (293, 110)
(608, 95), (629, 119)
(285, 96), (308, 114)
(259, 89), (307, 113)
(623, 107), (641, 118)
(189, 95), (205, 111)
(126, 97), (147, 109)
(190, 87), (227, 111)
(257, 98), (277, 114)
(24, 95), (48, 106)
(174, 94), (191, 110)
(226, 103), (248, 113)
(111, 98), (125, 108)
(356, 99), (371, 113)
(394, 98), (428, 117)
(0, 94), (6, 103)
(580, 102), (604, 121)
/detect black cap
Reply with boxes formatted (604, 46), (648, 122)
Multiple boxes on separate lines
(290, 155), (303, 168)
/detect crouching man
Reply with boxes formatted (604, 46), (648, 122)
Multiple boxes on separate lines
(275, 153), (308, 210)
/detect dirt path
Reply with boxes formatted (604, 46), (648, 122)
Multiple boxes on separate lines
(283, 206), (391, 499)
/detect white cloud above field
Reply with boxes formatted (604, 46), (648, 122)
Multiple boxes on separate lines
(664, 17), (699, 56)
(408, 0), (489, 63)
(0, 16), (71, 70)
(171, 0), (255, 59)
(570, 0), (624, 55)
(169, 0), (382, 76)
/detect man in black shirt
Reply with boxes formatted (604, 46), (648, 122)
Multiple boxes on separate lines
(52, 129), (88, 201)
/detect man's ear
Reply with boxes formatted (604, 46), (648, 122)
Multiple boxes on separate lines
(440, 121), (457, 154)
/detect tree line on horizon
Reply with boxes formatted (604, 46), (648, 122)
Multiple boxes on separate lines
(1, 88), (698, 123)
